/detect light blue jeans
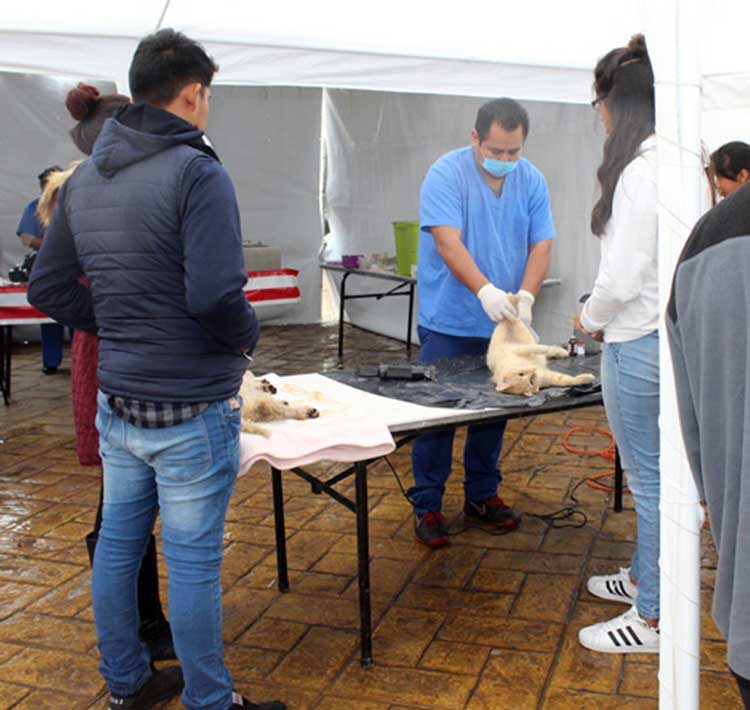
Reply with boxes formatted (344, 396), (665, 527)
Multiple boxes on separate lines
(93, 391), (241, 710)
(601, 331), (660, 619)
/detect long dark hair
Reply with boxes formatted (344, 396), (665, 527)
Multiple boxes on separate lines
(591, 35), (655, 236)
(66, 83), (130, 156)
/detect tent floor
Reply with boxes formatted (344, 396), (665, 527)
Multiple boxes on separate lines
(0, 323), (738, 709)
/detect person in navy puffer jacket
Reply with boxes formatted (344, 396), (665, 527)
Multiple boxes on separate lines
(28, 29), (285, 710)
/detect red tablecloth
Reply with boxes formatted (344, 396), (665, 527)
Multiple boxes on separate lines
(0, 269), (300, 323)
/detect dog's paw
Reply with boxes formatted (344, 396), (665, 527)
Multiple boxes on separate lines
(260, 379), (277, 394)
(241, 420), (270, 437)
(575, 374), (596, 384)
(549, 346), (569, 359)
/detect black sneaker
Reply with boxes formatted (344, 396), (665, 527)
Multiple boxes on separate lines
(42, 366), (58, 375)
(464, 496), (521, 529)
(108, 666), (183, 709)
(139, 617), (176, 662)
(230, 690), (287, 709)
(414, 512), (450, 548)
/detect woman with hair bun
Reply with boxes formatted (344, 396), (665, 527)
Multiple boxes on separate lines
(65, 82), (130, 155)
(574, 35), (661, 654)
(38, 82), (174, 661)
(710, 141), (750, 199)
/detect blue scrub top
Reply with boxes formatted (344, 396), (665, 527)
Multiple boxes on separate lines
(17, 198), (44, 239)
(418, 147), (556, 339)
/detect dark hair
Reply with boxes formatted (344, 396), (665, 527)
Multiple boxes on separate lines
(591, 34), (655, 236)
(129, 28), (218, 106)
(475, 98), (530, 142)
(711, 141), (750, 181)
(37, 165), (63, 190)
(65, 83), (130, 155)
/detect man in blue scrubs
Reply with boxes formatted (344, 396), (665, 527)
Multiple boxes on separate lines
(16, 165), (65, 374)
(410, 98), (556, 547)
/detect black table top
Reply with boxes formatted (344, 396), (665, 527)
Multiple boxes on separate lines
(320, 263), (416, 284)
(326, 353), (603, 436)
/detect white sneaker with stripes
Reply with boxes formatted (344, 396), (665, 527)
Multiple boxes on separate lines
(578, 606), (659, 654)
(587, 567), (638, 604)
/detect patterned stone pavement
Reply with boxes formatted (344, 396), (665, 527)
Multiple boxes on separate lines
(0, 323), (739, 709)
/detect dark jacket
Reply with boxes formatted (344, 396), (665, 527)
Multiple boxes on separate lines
(28, 104), (259, 402)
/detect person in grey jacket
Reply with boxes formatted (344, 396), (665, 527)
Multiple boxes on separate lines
(667, 182), (750, 709)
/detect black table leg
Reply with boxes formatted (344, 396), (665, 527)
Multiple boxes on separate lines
(406, 283), (415, 357)
(337, 272), (351, 365)
(271, 467), (289, 592)
(1, 325), (11, 406)
(613, 447), (624, 513)
(355, 460), (373, 668)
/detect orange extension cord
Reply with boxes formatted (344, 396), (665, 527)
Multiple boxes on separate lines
(562, 425), (630, 494)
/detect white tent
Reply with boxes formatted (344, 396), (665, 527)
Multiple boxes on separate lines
(2, 2), (750, 707)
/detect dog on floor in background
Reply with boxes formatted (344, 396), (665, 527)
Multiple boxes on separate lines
(486, 294), (596, 396)
(239, 371), (319, 436)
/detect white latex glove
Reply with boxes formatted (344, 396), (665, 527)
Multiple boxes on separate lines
(517, 289), (535, 327)
(477, 283), (518, 322)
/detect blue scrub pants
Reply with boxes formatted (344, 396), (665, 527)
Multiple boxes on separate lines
(408, 326), (506, 515)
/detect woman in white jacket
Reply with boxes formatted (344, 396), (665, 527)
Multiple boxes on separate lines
(575, 34), (661, 653)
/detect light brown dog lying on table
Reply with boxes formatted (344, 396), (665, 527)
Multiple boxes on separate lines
(487, 294), (596, 396)
(239, 372), (319, 436)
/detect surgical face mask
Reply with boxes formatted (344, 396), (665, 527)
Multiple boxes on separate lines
(482, 157), (518, 178)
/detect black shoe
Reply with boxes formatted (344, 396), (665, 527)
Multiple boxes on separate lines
(139, 617), (176, 662)
(108, 666), (183, 709)
(42, 366), (58, 375)
(414, 512), (450, 549)
(464, 495), (522, 529)
(230, 690), (287, 709)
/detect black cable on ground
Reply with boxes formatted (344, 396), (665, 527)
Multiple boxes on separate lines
(381, 456), (591, 534)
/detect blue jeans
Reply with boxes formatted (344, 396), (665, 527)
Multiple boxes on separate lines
(601, 331), (660, 619)
(93, 391), (241, 710)
(408, 326), (507, 515)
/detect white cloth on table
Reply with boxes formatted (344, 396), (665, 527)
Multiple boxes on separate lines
(237, 372), (474, 473)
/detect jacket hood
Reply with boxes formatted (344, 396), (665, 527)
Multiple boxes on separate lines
(92, 103), (211, 177)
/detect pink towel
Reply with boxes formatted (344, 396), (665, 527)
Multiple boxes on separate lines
(238, 415), (395, 472)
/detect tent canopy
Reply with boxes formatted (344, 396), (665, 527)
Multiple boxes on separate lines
(0, 2), (747, 103)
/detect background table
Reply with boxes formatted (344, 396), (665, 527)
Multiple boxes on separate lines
(0, 270), (301, 405)
(320, 263), (416, 362)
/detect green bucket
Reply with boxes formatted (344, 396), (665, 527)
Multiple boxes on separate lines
(392, 221), (420, 277)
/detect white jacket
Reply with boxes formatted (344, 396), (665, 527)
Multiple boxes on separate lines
(581, 135), (658, 343)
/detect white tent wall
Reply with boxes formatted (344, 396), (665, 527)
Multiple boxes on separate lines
(0, 72), (114, 342)
(323, 89), (604, 345)
(0, 72), (105, 278)
(206, 85), (323, 324)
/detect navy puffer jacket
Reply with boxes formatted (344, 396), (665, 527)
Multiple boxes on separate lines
(28, 104), (259, 402)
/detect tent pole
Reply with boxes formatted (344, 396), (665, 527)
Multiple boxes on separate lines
(651, 1), (704, 709)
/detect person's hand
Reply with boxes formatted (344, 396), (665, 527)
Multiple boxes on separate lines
(477, 284), (518, 321)
(517, 289), (535, 327)
(574, 313), (604, 342)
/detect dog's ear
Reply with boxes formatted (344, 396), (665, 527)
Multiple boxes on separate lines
(495, 377), (511, 392)
(495, 373), (519, 393)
